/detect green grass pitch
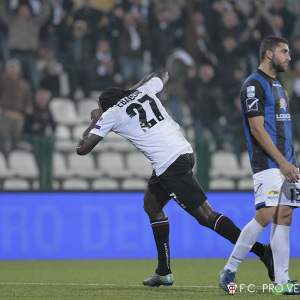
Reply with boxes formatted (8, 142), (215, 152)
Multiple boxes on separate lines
(0, 259), (299, 299)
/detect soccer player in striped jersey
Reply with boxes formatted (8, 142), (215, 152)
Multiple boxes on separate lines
(219, 36), (300, 295)
(76, 69), (273, 287)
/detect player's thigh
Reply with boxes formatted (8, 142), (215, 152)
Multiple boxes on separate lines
(158, 160), (207, 214)
(254, 206), (277, 227)
(144, 173), (171, 215)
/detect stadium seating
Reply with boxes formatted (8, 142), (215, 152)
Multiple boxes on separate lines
(0, 152), (14, 179)
(237, 178), (253, 190)
(240, 151), (253, 177)
(0, 95), (277, 191)
(209, 178), (236, 190)
(92, 178), (119, 190)
(126, 152), (153, 178)
(121, 178), (148, 190)
(210, 150), (242, 179)
(97, 152), (133, 179)
(68, 152), (103, 178)
(72, 124), (89, 140)
(3, 178), (31, 190)
(61, 178), (90, 190)
(55, 124), (76, 152)
(77, 99), (98, 123)
(49, 97), (81, 126)
(53, 152), (72, 179)
(8, 150), (39, 179)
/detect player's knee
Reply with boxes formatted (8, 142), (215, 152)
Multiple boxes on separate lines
(190, 201), (218, 228)
(143, 202), (161, 219)
(197, 218), (210, 228)
(277, 208), (293, 226)
(193, 210), (216, 228)
(255, 214), (273, 227)
(255, 207), (275, 227)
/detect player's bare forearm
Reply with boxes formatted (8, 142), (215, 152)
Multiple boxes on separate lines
(76, 109), (103, 155)
(129, 69), (169, 90)
(76, 127), (102, 156)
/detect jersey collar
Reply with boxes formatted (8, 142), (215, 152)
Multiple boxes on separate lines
(257, 69), (277, 81)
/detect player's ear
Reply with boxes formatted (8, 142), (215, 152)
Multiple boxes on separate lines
(266, 49), (273, 61)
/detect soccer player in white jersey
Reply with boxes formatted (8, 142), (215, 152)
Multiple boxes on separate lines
(76, 69), (274, 287)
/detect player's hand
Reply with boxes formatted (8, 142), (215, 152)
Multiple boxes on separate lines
(279, 160), (300, 183)
(90, 108), (103, 123)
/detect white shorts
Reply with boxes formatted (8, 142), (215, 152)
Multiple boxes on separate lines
(253, 168), (300, 209)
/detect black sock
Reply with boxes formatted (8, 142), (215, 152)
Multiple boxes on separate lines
(212, 214), (265, 258)
(151, 218), (171, 276)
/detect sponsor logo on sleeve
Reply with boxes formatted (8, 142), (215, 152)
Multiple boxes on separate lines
(94, 125), (101, 129)
(246, 98), (259, 112)
(247, 86), (255, 97)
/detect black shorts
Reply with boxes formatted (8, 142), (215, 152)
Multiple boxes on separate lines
(148, 153), (207, 213)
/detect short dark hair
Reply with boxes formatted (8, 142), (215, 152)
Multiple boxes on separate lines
(259, 36), (288, 62)
(99, 87), (133, 112)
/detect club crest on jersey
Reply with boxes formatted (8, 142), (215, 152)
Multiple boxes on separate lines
(280, 98), (287, 111)
(246, 98), (259, 112)
(247, 86), (255, 97)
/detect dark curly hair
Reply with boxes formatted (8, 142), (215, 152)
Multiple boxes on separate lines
(99, 87), (134, 112)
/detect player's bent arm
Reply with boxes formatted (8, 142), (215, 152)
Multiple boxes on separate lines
(76, 108), (104, 155)
(129, 69), (169, 90)
(249, 116), (299, 182)
(77, 132), (102, 156)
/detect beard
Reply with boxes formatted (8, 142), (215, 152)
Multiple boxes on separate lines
(270, 56), (287, 73)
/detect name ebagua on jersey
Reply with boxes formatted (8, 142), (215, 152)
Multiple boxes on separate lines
(116, 90), (141, 108)
(240, 69), (299, 174)
(90, 77), (193, 176)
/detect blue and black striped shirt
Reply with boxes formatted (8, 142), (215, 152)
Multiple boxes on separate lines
(240, 69), (298, 174)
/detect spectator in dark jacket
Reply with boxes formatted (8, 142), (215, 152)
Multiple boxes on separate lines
(116, 11), (147, 84)
(149, 8), (178, 70)
(73, 0), (102, 49)
(185, 63), (224, 148)
(23, 88), (56, 188)
(65, 20), (93, 100)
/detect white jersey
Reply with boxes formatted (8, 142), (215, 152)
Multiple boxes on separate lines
(90, 77), (193, 175)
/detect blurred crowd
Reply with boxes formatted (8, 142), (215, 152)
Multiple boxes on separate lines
(0, 0), (300, 163)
